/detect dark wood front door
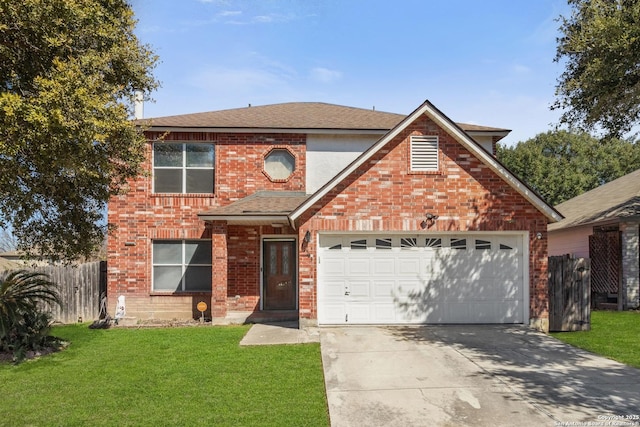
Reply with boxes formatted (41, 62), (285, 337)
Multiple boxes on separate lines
(263, 240), (296, 310)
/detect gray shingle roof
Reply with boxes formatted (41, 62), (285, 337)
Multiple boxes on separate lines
(199, 191), (309, 217)
(548, 168), (640, 231)
(139, 102), (510, 133)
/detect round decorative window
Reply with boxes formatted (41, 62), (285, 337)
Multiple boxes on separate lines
(264, 149), (295, 180)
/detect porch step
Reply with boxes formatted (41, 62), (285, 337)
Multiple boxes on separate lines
(114, 316), (138, 327)
(213, 310), (299, 325)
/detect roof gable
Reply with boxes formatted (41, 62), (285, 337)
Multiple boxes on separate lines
(549, 168), (640, 230)
(291, 100), (562, 223)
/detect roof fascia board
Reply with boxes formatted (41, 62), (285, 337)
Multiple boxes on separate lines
(142, 126), (388, 136)
(549, 215), (640, 232)
(291, 99), (563, 223)
(465, 130), (510, 137)
(197, 214), (289, 222)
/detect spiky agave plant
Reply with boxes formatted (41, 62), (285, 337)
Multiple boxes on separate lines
(0, 270), (62, 359)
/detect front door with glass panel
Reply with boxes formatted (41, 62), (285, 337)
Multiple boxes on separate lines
(263, 240), (296, 310)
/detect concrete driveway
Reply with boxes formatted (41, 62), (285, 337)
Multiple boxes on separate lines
(320, 325), (640, 427)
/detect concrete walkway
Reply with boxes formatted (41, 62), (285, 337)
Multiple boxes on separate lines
(241, 323), (640, 426)
(239, 321), (320, 346)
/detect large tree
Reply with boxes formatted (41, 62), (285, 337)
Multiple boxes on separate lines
(0, 0), (158, 261)
(497, 131), (640, 206)
(554, 0), (640, 138)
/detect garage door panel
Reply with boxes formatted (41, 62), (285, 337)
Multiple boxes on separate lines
(347, 257), (370, 275)
(466, 280), (499, 299)
(322, 258), (346, 276)
(492, 255), (520, 272)
(396, 279), (428, 299)
(398, 257), (421, 275)
(498, 300), (523, 323)
(422, 306), (446, 323)
(372, 304), (396, 323)
(348, 304), (371, 323)
(373, 280), (394, 298)
(395, 302), (430, 323)
(323, 279), (347, 297)
(373, 258), (395, 275)
(445, 303), (472, 323)
(473, 302), (504, 322)
(318, 234), (526, 325)
(321, 304), (346, 324)
(348, 280), (370, 298)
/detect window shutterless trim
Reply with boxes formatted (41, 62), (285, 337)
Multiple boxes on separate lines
(153, 142), (215, 194)
(152, 239), (212, 292)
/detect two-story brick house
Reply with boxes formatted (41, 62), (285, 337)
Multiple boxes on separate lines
(107, 100), (562, 330)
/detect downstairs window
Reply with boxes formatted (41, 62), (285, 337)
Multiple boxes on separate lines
(152, 240), (212, 292)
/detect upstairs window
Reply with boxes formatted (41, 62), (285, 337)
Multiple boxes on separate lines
(154, 143), (215, 193)
(410, 135), (438, 172)
(263, 148), (295, 181)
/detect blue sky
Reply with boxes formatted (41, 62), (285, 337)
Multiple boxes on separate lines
(131, 0), (571, 146)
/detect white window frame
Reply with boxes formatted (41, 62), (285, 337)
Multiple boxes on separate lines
(152, 239), (212, 292)
(153, 142), (215, 194)
(410, 135), (439, 172)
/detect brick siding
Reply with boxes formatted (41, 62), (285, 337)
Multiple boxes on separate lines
(296, 115), (549, 328)
(108, 119), (550, 329)
(107, 132), (306, 319)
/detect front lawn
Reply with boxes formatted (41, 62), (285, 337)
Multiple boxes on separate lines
(0, 324), (329, 427)
(551, 310), (640, 369)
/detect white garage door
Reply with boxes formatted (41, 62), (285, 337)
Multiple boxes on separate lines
(318, 234), (527, 325)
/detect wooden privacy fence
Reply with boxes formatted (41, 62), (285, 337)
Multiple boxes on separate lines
(548, 255), (591, 332)
(35, 261), (107, 324)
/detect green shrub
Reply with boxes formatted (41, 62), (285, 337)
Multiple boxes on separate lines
(0, 270), (61, 362)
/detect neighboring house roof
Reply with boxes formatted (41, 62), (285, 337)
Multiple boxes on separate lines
(199, 191), (309, 225)
(548, 169), (640, 231)
(0, 257), (19, 271)
(0, 251), (21, 271)
(138, 102), (510, 139)
(290, 100), (563, 223)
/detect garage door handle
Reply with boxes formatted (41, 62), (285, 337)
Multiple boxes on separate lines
(344, 291), (350, 295)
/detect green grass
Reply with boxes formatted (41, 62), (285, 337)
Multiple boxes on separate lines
(0, 324), (329, 427)
(551, 310), (640, 369)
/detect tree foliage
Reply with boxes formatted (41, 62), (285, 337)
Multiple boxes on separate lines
(554, 0), (640, 138)
(497, 130), (640, 206)
(0, 0), (158, 261)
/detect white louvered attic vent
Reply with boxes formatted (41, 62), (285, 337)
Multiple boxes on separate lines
(410, 135), (438, 171)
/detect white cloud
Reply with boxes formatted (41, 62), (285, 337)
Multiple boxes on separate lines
(309, 67), (342, 83)
(512, 64), (531, 74)
(252, 13), (295, 24)
(218, 10), (242, 17)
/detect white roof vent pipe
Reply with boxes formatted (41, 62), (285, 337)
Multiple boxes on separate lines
(134, 90), (144, 120)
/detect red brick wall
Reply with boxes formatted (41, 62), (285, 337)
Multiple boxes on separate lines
(107, 132), (306, 319)
(108, 123), (550, 327)
(296, 115), (549, 327)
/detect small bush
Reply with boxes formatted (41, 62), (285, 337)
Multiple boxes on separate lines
(0, 270), (62, 362)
